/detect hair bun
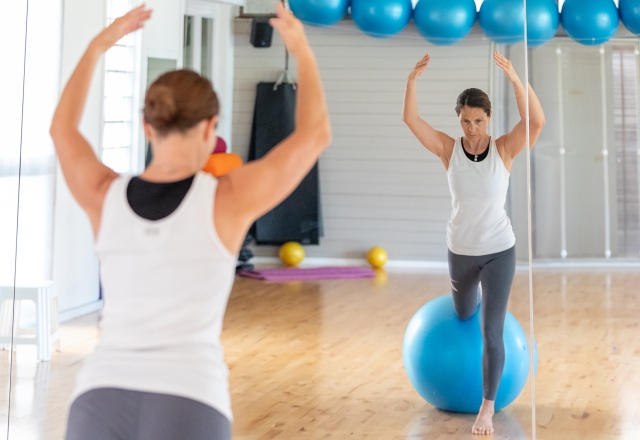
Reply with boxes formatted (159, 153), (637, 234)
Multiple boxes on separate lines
(143, 70), (219, 135)
(144, 84), (177, 130)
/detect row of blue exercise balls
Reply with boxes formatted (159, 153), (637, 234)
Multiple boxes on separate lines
(290, 0), (640, 47)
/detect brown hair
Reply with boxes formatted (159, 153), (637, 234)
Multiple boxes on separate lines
(143, 69), (219, 135)
(455, 88), (491, 117)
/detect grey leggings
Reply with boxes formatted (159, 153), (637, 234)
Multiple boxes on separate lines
(65, 388), (232, 440)
(448, 246), (516, 401)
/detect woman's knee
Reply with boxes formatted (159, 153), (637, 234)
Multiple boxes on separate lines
(454, 301), (477, 320)
(482, 329), (505, 352)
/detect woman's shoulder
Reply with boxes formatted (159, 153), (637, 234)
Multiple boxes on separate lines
(447, 136), (460, 151)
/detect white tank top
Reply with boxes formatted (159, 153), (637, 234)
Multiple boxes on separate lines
(446, 137), (515, 256)
(71, 172), (237, 421)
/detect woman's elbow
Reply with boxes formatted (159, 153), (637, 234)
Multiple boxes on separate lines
(49, 116), (69, 142)
(49, 120), (60, 140)
(531, 117), (546, 131)
(402, 112), (418, 127)
(299, 119), (331, 151)
(317, 122), (332, 150)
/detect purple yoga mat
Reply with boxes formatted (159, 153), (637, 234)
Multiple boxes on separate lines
(237, 266), (376, 282)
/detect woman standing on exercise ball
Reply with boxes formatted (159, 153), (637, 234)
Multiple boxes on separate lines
(51, 4), (330, 439)
(402, 52), (545, 435)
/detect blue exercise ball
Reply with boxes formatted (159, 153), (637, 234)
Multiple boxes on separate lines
(402, 295), (535, 413)
(561, 0), (619, 46)
(350, 0), (413, 38)
(413, 0), (477, 46)
(619, 0), (640, 34)
(526, 0), (559, 47)
(289, 0), (350, 26)
(479, 0), (525, 45)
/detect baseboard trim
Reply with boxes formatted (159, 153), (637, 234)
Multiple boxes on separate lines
(59, 300), (103, 323)
(250, 257), (640, 272)
(251, 256), (450, 269)
(251, 257), (476, 271)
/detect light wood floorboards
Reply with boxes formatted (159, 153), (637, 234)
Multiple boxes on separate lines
(0, 269), (638, 439)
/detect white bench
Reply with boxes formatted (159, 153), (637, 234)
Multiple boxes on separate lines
(0, 281), (61, 362)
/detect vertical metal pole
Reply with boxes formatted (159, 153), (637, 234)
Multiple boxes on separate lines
(489, 42), (496, 137)
(600, 46), (612, 258)
(557, 46), (568, 259)
(635, 43), (640, 256)
(523, 1), (536, 438)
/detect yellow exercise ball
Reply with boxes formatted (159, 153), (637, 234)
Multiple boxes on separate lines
(367, 246), (388, 268)
(280, 242), (305, 266)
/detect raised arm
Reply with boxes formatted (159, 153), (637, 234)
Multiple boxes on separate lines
(494, 52), (546, 163)
(214, 3), (331, 252)
(402, 53), (454, 168)
(50, 6), (152, 235)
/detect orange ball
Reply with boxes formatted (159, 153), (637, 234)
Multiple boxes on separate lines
(202, 153), (243, 177)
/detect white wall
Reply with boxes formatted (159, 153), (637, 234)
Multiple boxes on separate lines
(53, 0), (107, 313)
(144, 0), (186, 60)
(233, 21), (528, 262)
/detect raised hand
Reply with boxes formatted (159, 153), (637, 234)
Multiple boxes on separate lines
(93, 4), (152, 52)
(494, 51), (520, 83)
(269, 3), (311, 58)
(408, 53), (430, 81)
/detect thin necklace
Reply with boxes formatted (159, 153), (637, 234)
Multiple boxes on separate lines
(463, 137), (489, 162)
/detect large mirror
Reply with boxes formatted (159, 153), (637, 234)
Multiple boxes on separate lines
(7, 0), (535, 439)
(0, 1), (34, 439)
(230, 0), (535, 438)
(0, 0), (29, 437)
(526, 0), (640, 438)
(2, 0), (65, 438)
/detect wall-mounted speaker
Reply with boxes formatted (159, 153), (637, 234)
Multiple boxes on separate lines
(250, 18), (273, 48)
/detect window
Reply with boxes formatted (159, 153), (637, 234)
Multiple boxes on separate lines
(612, 46), (640, 256)
(102, 0), (137, 173)
(183, 15), (214, 77)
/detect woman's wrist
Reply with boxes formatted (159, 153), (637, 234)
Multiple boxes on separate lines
(89, 35), (111, 55)
(295, 47), (316, 64)
(509, 75), (522, 86)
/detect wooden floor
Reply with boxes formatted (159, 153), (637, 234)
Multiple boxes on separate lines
(0, 268), (639, 439)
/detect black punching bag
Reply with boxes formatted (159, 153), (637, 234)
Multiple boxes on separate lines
(248, 82), (322, 245)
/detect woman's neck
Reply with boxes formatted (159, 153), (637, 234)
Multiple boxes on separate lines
(140, 136), (206, 182)
(140, 161), (199, 182)
(463, 135), (490, 154)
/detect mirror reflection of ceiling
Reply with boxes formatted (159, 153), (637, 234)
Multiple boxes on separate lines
(244, 0), (486, 16)
(245, 0), (640, 47)
(280, 0), (532, 43)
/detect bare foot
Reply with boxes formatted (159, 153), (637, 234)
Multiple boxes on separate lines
(472, 399), (495, 435)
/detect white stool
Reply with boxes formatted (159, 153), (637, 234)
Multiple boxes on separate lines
(0, 281), (61, 362)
